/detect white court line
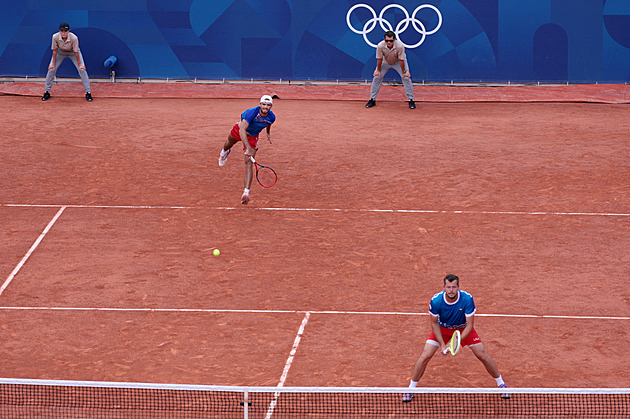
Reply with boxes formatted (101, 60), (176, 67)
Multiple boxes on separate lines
(2, 203), (191, 209)
(2, 203), (628, 217)
(0, 207), (66, 296)
(265, 312), (311, 419)
(0, 306), (627, 321)
(213, 206), (630, 217)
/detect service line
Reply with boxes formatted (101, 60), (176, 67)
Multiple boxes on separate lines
(0, 306), (627, 321)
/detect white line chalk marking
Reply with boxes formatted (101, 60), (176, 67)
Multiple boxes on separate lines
(1, 207), (66, 296)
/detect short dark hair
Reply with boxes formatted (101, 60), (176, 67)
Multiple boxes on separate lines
(443, 274), (459, 285)
(384, 31), (396, 40)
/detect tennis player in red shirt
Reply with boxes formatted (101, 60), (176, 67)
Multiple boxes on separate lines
(218, 95), (276, 204)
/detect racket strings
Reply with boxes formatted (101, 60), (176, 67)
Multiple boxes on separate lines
(257, 166), (277, 188)
(450, 330), (461, 355)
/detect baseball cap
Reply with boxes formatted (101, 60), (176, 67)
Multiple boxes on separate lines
(260, 95), (273, 104)
(59, 22), (70, 31)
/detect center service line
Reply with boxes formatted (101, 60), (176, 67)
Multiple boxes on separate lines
(266, 311), (311, 419)
(0, 206), (67, 296)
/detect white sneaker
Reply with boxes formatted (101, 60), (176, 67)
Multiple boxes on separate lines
(218, 149), (231, 167)
(241, 191), (250, 205)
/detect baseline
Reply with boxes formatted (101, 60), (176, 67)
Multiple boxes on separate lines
(2, 203), (628, 218)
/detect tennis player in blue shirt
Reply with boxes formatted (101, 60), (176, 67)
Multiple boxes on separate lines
(218, 95), (276, 204)
(402, 274), (510, 402)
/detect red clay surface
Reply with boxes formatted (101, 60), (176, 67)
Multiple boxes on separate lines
(0, 86), (629, 393)
(2, 80), (630, 103)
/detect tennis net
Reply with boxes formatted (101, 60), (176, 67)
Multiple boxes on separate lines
(1, 378), (628, 418)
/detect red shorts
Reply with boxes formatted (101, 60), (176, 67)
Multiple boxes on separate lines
(231, 123), (259, 150)
(427, 326), (481, 347)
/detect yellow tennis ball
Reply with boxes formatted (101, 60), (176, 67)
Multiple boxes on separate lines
(213, 249), (220, 256)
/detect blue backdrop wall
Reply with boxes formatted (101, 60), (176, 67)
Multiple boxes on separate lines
(0, 0), (628, 83)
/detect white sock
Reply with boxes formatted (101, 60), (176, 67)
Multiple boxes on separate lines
(409, 380), (418, 388)
(220, 149), (228, 156)
(243, 188), (250, 195)
(495, 376), (505, 386)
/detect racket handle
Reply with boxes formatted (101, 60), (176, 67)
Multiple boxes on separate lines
(249, 156), (256, 164)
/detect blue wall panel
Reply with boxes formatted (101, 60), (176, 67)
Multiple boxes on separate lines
(0, 0), (628, 82)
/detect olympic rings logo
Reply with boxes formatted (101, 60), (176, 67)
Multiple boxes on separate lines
(346, 3), (442, 48)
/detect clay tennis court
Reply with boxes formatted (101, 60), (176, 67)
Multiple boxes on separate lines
(0, 82), (629, 397)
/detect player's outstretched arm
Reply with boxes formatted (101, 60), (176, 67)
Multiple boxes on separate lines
(265, 125), (272, 144)
(429, 315), (448, 354)
(460, 314), (474, 341)
(238, 119), (254, 156)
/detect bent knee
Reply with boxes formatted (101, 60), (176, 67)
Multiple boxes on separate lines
(472, 347), (491, 361)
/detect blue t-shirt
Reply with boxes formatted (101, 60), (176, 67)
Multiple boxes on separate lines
(429, 290), (476, 329)
(241, 106), (276, 136)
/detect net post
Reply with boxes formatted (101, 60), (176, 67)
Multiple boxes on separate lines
(244, 388), (249, 419)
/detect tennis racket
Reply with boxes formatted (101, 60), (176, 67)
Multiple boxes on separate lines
(442, 330), (461, 355)
(250, 156), (277, 188)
